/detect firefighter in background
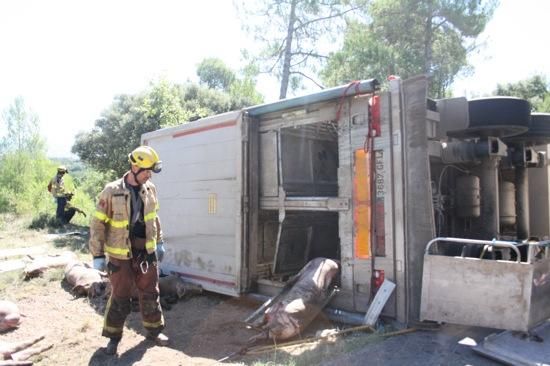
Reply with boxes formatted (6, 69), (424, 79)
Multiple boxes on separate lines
(48, 166), (68, 222)
(89, 146), (167, 356)
(63, 193), (86, 224)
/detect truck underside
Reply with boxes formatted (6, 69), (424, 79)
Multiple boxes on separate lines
(146, 75), (550, 332)
(247, 76), (550, 330)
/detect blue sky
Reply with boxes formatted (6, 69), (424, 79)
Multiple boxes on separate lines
(0, 0), (548, 157)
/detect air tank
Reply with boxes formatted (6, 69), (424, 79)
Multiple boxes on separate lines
(456, 175), (480, 218)
(499, 181), (516, 226)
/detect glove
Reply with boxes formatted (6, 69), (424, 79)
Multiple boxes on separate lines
(93, 256), (106, 271)
(156, 241), (166, 262)
(145, 252), (157, 265)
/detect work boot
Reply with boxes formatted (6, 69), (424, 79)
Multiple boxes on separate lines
(146, 332), (169, 346)
(103, 337), (121, 355)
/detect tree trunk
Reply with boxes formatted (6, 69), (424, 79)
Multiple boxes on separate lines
(279, 0), (297, 100)
(423, 14), (433, 76)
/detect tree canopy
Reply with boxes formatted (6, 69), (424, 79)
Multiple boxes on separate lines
(197, 58), (237, 91)
(496, 75), (550, 112)
(237, 0), (361, 99)
(321, 0), (497, 97)
(1, 96), (45, 155)
(72, 60), (263, 175)
(0, 98), (56, 214)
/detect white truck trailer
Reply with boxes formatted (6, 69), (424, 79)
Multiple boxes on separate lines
(143, 75), (550, 330)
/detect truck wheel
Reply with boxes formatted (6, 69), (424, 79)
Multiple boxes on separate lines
(504, 113), (550, 145)
(468, 97), (531, 128)
(448, 97), (531, 138)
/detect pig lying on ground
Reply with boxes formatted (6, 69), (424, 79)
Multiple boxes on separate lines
(0, 334), (52, 365)
(64, 261), (110, 298)
(254, 257), (340, 341)
(24, 251), (78, 280)
(159, 275), (203, 310)
(0, 301), (21, 332)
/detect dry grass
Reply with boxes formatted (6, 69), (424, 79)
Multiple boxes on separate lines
(0, 214), (388, 366)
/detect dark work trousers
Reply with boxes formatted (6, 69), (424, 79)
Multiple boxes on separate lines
(63, 208), (76, 224)
(102, 248), (164, 339)
(56, 197), (67, 221)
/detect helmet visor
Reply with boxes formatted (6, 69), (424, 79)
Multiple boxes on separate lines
(150, 161), (162, 173)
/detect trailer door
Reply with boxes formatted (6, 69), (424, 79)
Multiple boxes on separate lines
(144, 112), (246, 296)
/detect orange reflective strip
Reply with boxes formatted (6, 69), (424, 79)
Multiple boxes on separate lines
(354, 149), (371, 259)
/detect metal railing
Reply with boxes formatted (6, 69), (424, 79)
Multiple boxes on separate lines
(424, 237), (522, 263)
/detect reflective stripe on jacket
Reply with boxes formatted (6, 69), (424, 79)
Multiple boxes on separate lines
(50, 175), (66, 198)
(89, 172), (163, 260)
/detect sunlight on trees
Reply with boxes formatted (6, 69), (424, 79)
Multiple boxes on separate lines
(73, 60), (263, 175)
(236, 0), (363, 99)
(322, 0), (497, 98)
(0, 98), (55, 215)
(496, 75), (550, 112)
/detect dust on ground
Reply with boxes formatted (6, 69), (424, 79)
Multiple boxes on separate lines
(0, 218), (344, 366)
(0, 217), (502, 366)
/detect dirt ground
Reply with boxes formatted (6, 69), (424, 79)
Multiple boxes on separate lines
(0, 217), (503, 366)
(0, 219), (348, 366)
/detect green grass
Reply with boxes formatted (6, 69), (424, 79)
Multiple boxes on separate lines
(0, 213), (92, 302)
(28, 213), (63, 230)
(52, 231), (90, 254)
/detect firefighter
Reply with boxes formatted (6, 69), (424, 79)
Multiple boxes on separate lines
(89, 146), (168, 355)
(47, 166), (68, 222)
(63, 193), (86, 224)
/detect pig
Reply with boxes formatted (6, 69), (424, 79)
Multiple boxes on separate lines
(24, 251), (78, 279)
(0, 301), (21, 332)
(159, 275), (203, 310)
(64, 261), (109, 298)
(255, 257), (340, 341)
(0, 334), (52, 364)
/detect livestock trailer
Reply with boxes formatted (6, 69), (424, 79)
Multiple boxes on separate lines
(143, 75), (550, 329)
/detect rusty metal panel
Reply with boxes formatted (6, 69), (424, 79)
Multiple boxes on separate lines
(421, 255), (550, 331)
(386, 81), (406, 321)
(347, 95), (374, 311)
(401, 76), (434, 324)
(337, 97), (356, 308)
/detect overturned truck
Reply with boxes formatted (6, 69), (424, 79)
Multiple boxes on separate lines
(142, 75), (550, 331)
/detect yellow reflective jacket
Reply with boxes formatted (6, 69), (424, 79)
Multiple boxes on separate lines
(89, 173), (163, 260)
(49, 175), (66, 198)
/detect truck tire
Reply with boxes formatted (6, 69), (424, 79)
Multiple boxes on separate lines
(504, 113), (550, 145)
(448, 97), (531, 138)
(468, 97), (531, 128)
